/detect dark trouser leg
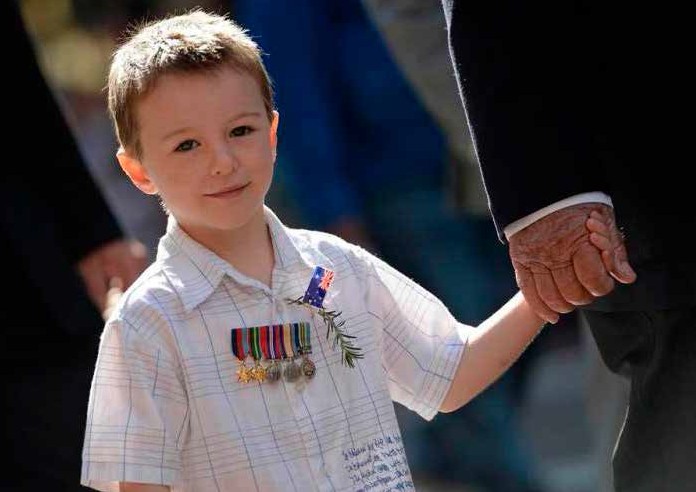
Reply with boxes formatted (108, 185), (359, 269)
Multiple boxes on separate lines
(584, 307), (696, 492)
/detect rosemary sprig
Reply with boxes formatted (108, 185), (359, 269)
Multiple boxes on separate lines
(286, 296), (364, 368)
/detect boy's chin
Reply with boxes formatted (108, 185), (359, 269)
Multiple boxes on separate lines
(209, 211), (265, 232)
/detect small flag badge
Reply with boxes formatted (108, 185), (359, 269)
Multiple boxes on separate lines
(302, 266), (335, 308)
(286, 266), (363, 368)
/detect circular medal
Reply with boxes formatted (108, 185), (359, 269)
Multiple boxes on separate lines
(266, 361), (281, 383)
(301, 357), (316, 379)
(283, 359), (302, 382)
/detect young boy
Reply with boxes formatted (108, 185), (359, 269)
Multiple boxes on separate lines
(81, 10), (620, 492)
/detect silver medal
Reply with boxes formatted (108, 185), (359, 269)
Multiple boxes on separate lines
(266, 361), (281, 383)
(283, 359), (302, 382)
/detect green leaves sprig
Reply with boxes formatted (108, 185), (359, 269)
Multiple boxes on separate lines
(286, 296), (363, 368)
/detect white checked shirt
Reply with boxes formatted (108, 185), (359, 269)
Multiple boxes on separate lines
(81, 207), (470, 492)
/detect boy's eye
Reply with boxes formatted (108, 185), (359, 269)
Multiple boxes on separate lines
(230, 126), (253, 137)
(174, 140), (199, 152)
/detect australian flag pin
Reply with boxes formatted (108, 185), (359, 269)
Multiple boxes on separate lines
(302, 266), (335, 308)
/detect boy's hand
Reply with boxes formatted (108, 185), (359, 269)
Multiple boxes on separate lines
(586, 209), (637, 284)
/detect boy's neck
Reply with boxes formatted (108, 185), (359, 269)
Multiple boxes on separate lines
(180, 209), (275, 287)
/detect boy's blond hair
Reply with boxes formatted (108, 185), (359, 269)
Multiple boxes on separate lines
(108, 10), (274, 157)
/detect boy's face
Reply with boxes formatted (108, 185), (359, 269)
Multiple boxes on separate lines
(118, 66), (278, 239)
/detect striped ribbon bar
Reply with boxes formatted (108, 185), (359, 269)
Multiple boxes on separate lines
(299, 322), (312, 355)
(232, 323), (315, 383)
(282, 323), (295, 359)
(230, 327), (248, 363)
(231, 323), (312, 362)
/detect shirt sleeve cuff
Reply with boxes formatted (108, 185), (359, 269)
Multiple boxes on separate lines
(409, 321), (472, 421)
(503, 192), (613, 240)
(82, 462), (180, 492)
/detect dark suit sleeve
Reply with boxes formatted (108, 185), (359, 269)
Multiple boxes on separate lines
(443, 1), (609, 238)
(6, 1), (122, 262)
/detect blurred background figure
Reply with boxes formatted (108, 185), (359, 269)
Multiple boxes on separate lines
(19, 0), (169, 259)
(2, 2), (148, 489)
(232, 2), (539, 491)
(360, 0), (485, 217)
(22, 0), (166, 262)
(20, 0), (224, 260)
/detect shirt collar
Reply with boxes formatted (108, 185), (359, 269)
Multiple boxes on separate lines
(156, 206), (331, 312)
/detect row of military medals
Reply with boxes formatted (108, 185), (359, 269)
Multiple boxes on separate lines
(231, 322), (316, 384)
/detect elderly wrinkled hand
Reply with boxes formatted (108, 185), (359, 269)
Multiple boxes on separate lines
(77, 239), (148, 318)
(508, 203), (636, 324)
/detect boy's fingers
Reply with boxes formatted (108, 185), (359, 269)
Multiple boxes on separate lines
(573, 244), (615, 297)
(589, 232), (612, 251)
(589, 209), (609, 223)
(609, 247), (638, 284)
(587, 211), (637, 285)
(586, 217), (609, 234)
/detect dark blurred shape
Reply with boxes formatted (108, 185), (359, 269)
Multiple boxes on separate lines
(72, 0), (225, 27)
(1, 3), (128, 490)
(442, 2), (696, 490)
(72, 0), (149, 26)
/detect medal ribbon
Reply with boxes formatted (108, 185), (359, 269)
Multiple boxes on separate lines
(234, 324), (311, 362)
(300, 322), (312, 355)
(292, 323), (302, 356)
(260, 325), (270, 360)
(242, 327), (250, 362)
(282, 323), (295, 358)
(271, 325), (286, 360)
(231, 328), (248, 362)
(248, 327), (261, 362)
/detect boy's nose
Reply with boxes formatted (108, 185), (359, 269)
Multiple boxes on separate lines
(211, 145), (239, 176)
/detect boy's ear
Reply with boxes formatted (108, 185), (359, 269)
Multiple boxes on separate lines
(269, 110), (279, 160)
(116, 148), (157, 195)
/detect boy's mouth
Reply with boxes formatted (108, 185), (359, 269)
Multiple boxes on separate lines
(205, 182), (250, 198)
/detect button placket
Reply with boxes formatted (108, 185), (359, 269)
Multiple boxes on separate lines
(269, 279), (332, 489)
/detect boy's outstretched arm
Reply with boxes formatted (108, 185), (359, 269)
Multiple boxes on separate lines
(440, 291), (544, 413)
(440, 209), (621, 413)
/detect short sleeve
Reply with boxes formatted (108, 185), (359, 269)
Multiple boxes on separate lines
(356, 247), (472, 421)
(81, 318), (189, 491)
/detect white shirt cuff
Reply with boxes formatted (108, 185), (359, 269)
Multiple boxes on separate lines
(503, 192), (613, 240)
